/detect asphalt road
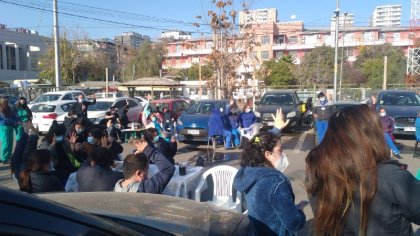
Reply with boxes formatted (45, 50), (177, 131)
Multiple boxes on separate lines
(1, 126), (419, 234)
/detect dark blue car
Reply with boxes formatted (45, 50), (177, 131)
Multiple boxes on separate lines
(176, 99), (230, 142)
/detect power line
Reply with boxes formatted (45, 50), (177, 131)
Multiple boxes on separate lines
(0, 0), (208, 34)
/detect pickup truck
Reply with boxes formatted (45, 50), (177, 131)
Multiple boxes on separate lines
(255, 90), (304, 132)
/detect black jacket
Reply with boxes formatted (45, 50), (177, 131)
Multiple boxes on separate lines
(151, 138), (175, 165)
(310, 160), (420, 235)
(118, 104), (130, 129)
(30, 171), (64, 193)
(76, 161), (123, 192)
(72, 99), (96, 118)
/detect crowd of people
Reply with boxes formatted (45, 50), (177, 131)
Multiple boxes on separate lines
(0, 92), (420, 235)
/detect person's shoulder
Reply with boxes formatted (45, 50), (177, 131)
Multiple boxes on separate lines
(378, 160), (410, 181)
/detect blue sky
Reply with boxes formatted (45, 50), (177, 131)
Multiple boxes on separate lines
(0, 0), (410, 40)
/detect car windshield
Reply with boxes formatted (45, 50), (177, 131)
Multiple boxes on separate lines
(32, 94), (61, 103)
(379, 93), (420, 106)
(31, 104), (56, 113)
(261, 94), (294, 105)
(88, 101), (113, 111)
(187, 101), (225, 114)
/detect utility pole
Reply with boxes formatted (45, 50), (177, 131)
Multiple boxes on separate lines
(339, 12), (347, 100)
(383, 56), (388, 90)
(333, 0), (340, 102)
(198, 56), (202, 100)
(106, 67), (109, 97)
(53, 0), (62, 88)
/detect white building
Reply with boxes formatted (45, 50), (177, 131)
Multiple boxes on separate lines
(239, 8), (277, 25)
(331, 13), (355, 28)
(114, 32), (150, 50)
(161, 30), (192, 40)
(0, 24), (48, 83)
(371, 5), (402, 27)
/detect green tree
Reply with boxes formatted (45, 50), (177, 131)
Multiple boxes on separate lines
(178, 63), (213, 81)
(38, 32), (78, 85)
(126, 40), (166, 79)
(355, 43), (406, 87)
(298, 45), (335, 85)
(257, 59), (295, 86)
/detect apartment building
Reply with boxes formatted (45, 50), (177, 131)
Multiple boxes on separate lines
(371, 5), (402, 27)
(161, 30), (192, 41)
(239, 8), (277, 25)
(163, 22), (419, 72)
(0, 24), (48, 82)
(331, 13), (355, 28)
(114, 32), (151, 50)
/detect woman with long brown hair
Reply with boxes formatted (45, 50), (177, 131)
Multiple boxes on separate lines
(19, 149), (63, 193)
(306, 105), (420, 235)
(0, 97), (18, 165)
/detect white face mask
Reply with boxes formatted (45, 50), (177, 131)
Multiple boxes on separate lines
(272, 152), (289, 172)
(246, 108), (251, 113)
(380, 112), (386, 117)
(320, 97), (326, 102)
(220, 108), (224, 113)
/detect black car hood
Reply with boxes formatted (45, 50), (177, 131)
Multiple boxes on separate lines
(380, 105), (419, 118)
(256, 105), (294, 114)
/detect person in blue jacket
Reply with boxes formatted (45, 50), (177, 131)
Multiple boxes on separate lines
(234, 109), (305, 235)
(225, 108), (241, 148)
(239, 104), (257, 129)
(208, 107), (227, 147)
(414, 111), (420, 158)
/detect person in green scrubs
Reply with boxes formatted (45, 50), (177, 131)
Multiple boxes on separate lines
(13, 97), (32, 141)
(0, 97), (19, 165)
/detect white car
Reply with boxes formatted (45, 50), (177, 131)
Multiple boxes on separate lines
(57, 97), (143, 125)
(134, 96), (148, 107)
(95, 92), (124, 99)
(29, 90), (85, 108)
(31, 100), (77, 133)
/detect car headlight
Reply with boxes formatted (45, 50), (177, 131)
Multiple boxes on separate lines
(287, 111), (296, 118)
(254, 111), (261, 118)
(177, 118), (183, 126)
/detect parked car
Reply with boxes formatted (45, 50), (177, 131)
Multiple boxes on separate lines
(0, 187), (139, 235)
(57, 97), (143, 125)
(134, 96), (148, 107)
(31, 100), (77, 133)
(176, 99), (230, 142)
(174, 95), (193, 104)
(376, 90), (420, 135)
(40, 192), (249, 236)
(94, 92), (124, 99)
(150, 99), (191, 121)
(255, 90), (304, 131)
(28, 90), (84, 108)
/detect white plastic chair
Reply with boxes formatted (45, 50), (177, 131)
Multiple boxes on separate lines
(195, 165), (241, 212)
(239, 123), (263, 144)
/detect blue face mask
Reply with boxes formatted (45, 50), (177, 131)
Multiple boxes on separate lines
(87, 136), (95, 144)
(56, 135), (64, 142)
(153, 136), (160, 143)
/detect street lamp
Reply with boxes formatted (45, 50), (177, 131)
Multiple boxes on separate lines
(333, 7), (340, 102)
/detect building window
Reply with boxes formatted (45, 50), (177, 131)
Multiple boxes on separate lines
(274, 35), (286, 44)
(275, 51), (283, 59)
(393, 33), (400, 41)
(261, 51), (269, 60)
(261, 36), (270, 45)
(345, 48), (353, 57)
(176, 45), (181, 53)
(379, 32), (386, 41)
(289, 36), (298, 44)
(363, 32), (372, 42)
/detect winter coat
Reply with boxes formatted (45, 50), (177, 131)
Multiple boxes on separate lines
(114, 146), (175, 194)
(29, 171), (64, 193)
(330, 160), (420, 235)
(151, 137), (175, 165)
(239, 111), (256, 128)
(76, 161), (123, 192)
(72, 99), (96, 118)
(208, 108), (225, 137)
(229, 113), (240, 129)
(234, 167), (305, 236)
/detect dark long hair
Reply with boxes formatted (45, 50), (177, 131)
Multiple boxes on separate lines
(19, 149), (51, 193)
(240, 132), (280, 168)
(305, 105), (390, 236)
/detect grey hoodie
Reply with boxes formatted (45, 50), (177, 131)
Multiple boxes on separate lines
(114, 179), (140, 192)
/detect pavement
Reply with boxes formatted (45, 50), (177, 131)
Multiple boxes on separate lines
(1, 126), (420, 234)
